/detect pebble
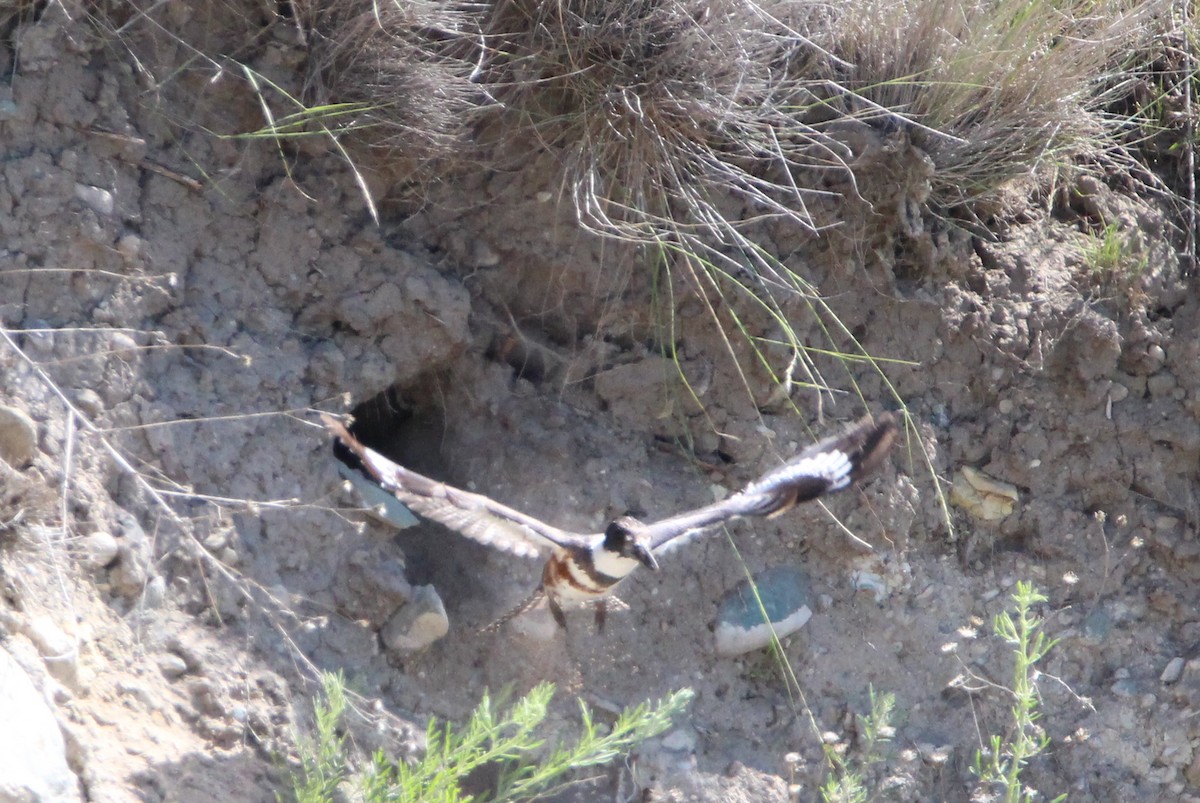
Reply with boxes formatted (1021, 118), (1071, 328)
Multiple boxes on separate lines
(1082, 609), (1112, 642)
(202, 531), (228, 552)
(714, 566), (812, 657)
(157, 653), (188, 679)
(1108, 383), (1130, 403)
(82, 531), (119, 568)
(471, 239), (500, 268)
(73, 183), (114, 216)
(143, 575), (167, 608)
(72, 389), (105, 419)
(1161, 657), (1185, 684)
(951, 466), (1018, 521)
(0, 405), (37, 467)
(380, 585), (449, 652)
(997, 399), (1014, 414)
(109, 332), (139, 362)
(1111, 679), (1139, 697)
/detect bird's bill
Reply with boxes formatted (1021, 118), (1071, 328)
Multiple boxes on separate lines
(635, 544), (660, 572)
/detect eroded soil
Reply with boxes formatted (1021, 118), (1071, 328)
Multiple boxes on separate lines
(1, 4), (1198, 802)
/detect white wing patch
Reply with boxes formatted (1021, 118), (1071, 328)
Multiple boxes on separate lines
(747, 448), (853, 494)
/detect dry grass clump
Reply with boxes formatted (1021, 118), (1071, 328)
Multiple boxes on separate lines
(297, 0), (481, 173)
(809, 0), (1166, 209)
(477, 0), (847, 240)
(296, 0), (1183, 241)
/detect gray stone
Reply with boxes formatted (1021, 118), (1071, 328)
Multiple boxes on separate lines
(142, 575), (167, 609)
(72, 389), (104, 419)
(0, 646), (81, 801)
(1161, 656), (1185, 685)
(0, 405), (37, 468)
(380, 585), (449, 652)
(714, 566), (813, 657)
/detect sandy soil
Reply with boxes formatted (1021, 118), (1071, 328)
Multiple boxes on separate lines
(1, 3), (1198, 802)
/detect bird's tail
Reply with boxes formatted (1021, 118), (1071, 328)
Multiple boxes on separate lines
(479, 587), (546, 635)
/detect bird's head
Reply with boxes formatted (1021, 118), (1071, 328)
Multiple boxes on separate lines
(603, 516), (659, 572)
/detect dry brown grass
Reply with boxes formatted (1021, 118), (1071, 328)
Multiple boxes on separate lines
(811, 0), (1167, 209)
(297, 0), (481, 178)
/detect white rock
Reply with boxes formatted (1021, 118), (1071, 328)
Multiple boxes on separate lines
(82, 531), (119, 568)
(72, 389), (104, 419)
(661, 728), (697, 752)
(0, 646), (82, 801)
(380, 585), (449, 652)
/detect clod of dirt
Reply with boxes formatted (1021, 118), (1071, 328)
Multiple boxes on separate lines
(0, 406), (37, 468)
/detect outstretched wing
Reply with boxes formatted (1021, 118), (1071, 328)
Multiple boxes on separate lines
(321, 414), (586, 559)
(745, 411), (898, 504)
(643, 412), (899, 552)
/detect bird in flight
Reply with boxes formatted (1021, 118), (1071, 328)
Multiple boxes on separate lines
(321, 411), (898, 632)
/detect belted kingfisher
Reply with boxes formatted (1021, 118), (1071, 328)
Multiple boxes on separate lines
(322, 411), (898, 631)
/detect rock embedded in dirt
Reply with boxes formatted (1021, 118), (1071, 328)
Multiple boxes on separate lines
(0, 647), (81, 801)
(157, 653), (189, 679)
(950, 466), (1019, 521)
(1161, 656), (1185, 685)
(0, 405), (37, 468)
(25, 615), (78, 689)
(82, 531), (119, 569)
(714, 566), (813, 657)
(73, 183), (114, 216)
(380, 584), (449, 652)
